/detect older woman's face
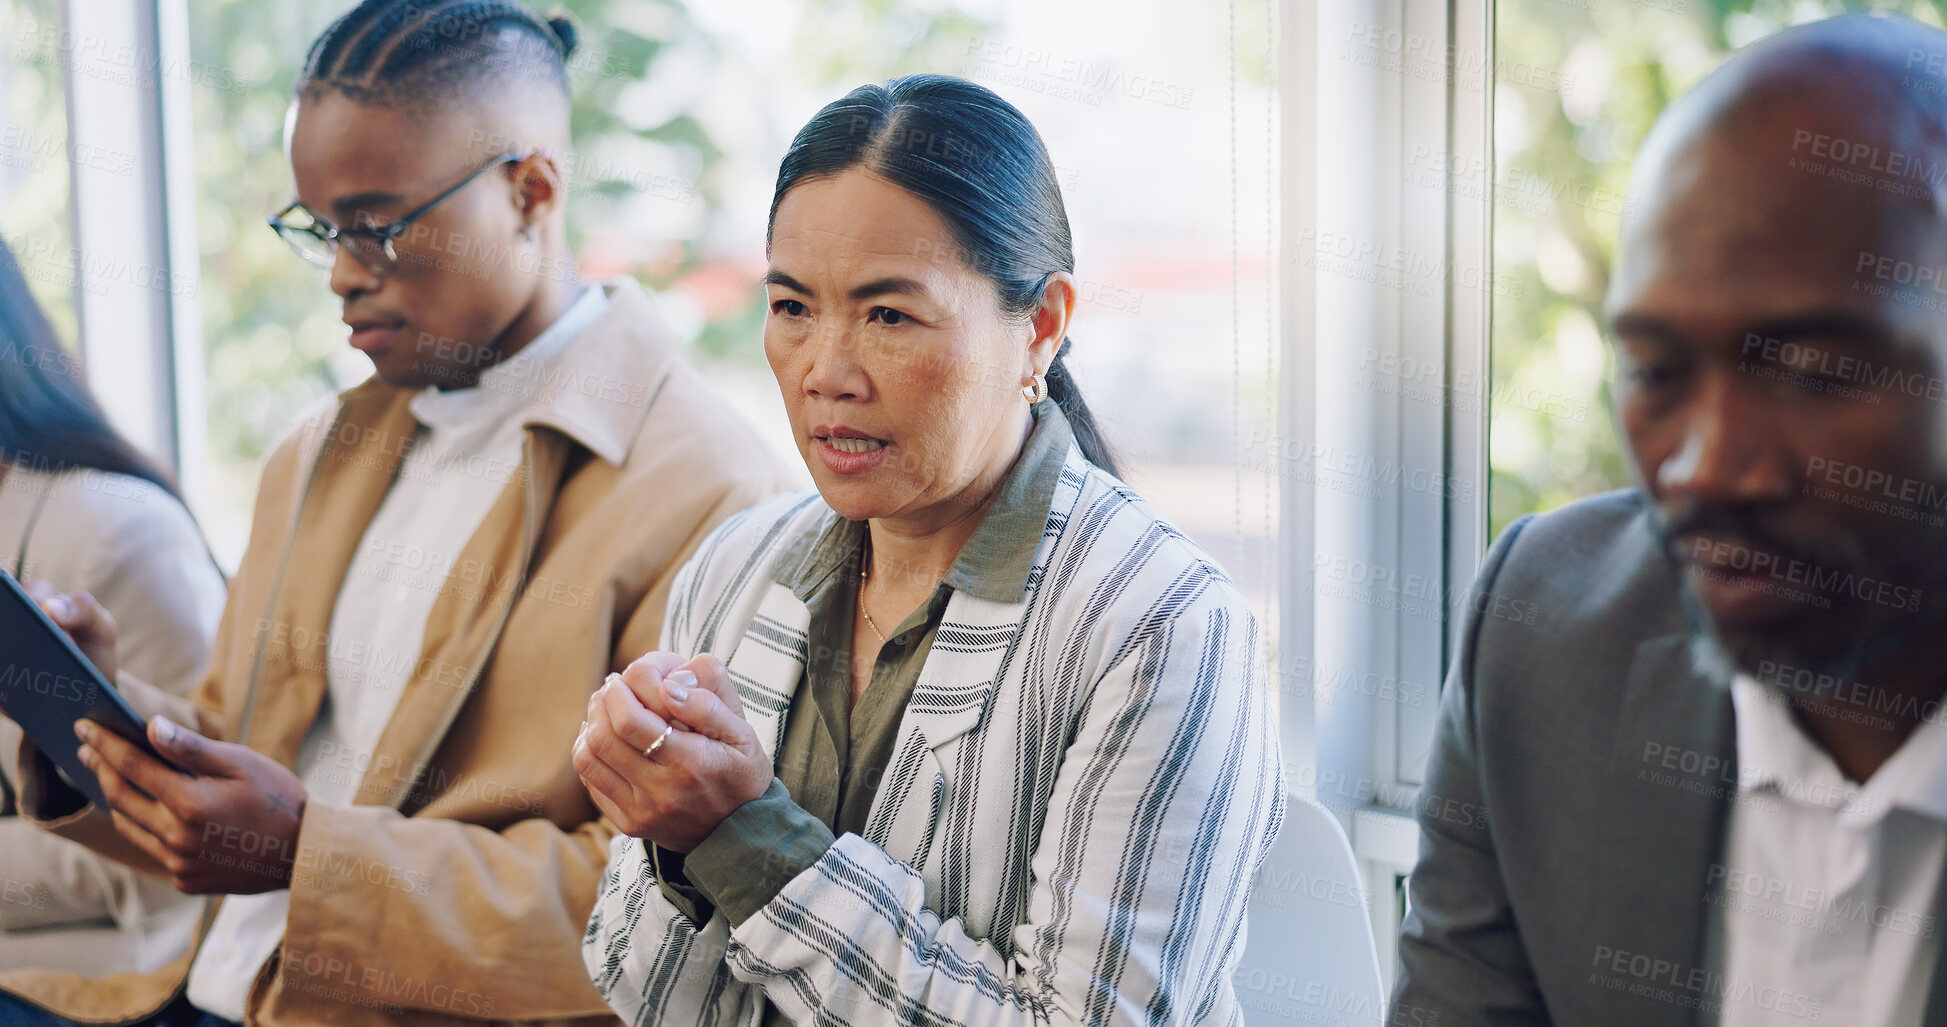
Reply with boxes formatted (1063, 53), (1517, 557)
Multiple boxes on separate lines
(765, 169), (1038, 524)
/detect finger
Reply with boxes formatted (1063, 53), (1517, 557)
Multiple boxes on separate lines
(601, 678), (673, 756)
(636, 720), (761, 784)
(32, 587), (116, 676)
(577, 701), (664, 822)
(147, 716), (235, 777)
(573, 732), (640, 812)
(611, 670), (675, 728)
(660, 683), (757, 748)
(592, 684), (670, 766)
(581, 778), (635, 834)
(684, 654), (743, 717)
(78, 722), (182, 806)
(46, 588), (108, 642)
(26, 580), (78, 628)
(105, 805), (184, 877)
(83, 743), (180, 843)
(617, 652), (688, 707)
(69, 590), (114, 638)
(650, 668), (694, 725)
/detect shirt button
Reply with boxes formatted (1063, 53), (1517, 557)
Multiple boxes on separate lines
(894, 633), (911, 646)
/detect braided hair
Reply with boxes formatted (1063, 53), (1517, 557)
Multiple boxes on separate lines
(298, 0), (577, 108)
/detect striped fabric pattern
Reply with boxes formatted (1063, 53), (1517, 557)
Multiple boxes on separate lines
(583, 446), (1286, 1026)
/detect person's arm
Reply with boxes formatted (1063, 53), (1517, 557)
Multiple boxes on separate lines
(586, 830), (747, 1024)
(1390, 515), (1549, 1026)
(280, 806), (622, 1018)
(278, 480), (782, 1021)
(7, 426), (309, 867)
(0, 813), (188, 933)
(12, 664), (208, 876)
(589, 598), (1286, 1026)
(81, 477), (227, 706)
(9, 561), (230, 874)
(580, 527), (755, 1023)
(0, 478), (227, 930)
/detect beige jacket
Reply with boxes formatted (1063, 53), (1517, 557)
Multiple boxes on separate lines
(5, 280), (796, 1025)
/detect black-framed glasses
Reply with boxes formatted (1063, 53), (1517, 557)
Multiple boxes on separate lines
(267, 151), (524, 276)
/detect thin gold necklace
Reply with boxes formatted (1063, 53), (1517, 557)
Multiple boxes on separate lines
(859, 541), (887, 644)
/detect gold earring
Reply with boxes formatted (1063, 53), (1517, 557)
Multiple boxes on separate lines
(1021, 372), (1047, 404)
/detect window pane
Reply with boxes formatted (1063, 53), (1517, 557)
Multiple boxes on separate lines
(186, 1), (349, 568)
(0, 0), (78, 345)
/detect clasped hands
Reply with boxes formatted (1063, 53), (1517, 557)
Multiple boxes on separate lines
(572, 651), (772, 852)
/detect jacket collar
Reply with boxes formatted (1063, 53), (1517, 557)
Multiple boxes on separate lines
(944, 402), (1074, 604)
(511, 277), (680, 467)
(728, 440), (1093, 763)
(323, 277), (678, 467)
(240, 382), (419, 764)
(1731, 671), (1947, 826)
(768, 403), (1078, 607)
(1590, 631), (1737, 1027)
(242, 279), (675, 783)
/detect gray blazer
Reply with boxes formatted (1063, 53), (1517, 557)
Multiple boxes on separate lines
(1392, 488), (1947, 1026)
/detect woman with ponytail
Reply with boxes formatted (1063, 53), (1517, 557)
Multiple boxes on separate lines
(579, 74), (1285, 1027)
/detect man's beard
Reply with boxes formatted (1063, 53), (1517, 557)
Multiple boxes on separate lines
(1678, 572), (1947, 691)
(1652, 498), (1947, 688)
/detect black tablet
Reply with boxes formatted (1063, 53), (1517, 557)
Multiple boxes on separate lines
(0, 568), (165, 809)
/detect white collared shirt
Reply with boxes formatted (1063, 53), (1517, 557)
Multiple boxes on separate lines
(185, 284), (609, 1020)
(1711, 674), (1947, 1026)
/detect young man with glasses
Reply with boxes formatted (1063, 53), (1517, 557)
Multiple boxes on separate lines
(0, 3), (792, 1025)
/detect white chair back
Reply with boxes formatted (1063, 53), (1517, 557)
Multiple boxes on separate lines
(1233, 794), (1385, 1027)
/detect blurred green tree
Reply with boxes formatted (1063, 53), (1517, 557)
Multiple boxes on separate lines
(1490, 0), (1947, 539)
(0, 0), (81, 345)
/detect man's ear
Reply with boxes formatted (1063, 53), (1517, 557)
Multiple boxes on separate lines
(1029, 271), (1077, 376)
(509, 151), (565, 235)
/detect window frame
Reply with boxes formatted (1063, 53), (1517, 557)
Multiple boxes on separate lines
(1279, 0), (1493, 985)
(56, 0), (204, 505)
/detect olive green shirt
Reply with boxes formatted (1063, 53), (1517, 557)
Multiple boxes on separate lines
(649, 404), (1074, 966)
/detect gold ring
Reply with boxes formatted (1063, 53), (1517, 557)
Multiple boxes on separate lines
(644, 723), (675, 762)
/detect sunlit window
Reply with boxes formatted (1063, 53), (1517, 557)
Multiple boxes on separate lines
(0, 0), (79, 344)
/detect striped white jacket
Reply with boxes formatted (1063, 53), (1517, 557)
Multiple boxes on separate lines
(583, 448), (1286, 1026)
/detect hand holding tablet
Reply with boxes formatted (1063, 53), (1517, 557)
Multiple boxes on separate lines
(1, 568), (310, 895)
(73, 712), (308, 895)
(19, 576), (121, 686)
(0, 568), (161, 809)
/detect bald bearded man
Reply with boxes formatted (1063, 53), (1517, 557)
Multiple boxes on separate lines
(1394, 13), (1947, 1027)
(0, 2), (792, 1024)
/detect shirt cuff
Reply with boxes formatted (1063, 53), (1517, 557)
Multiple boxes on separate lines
(683, 778), (836, 928)
(648, 840), (716, 929)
